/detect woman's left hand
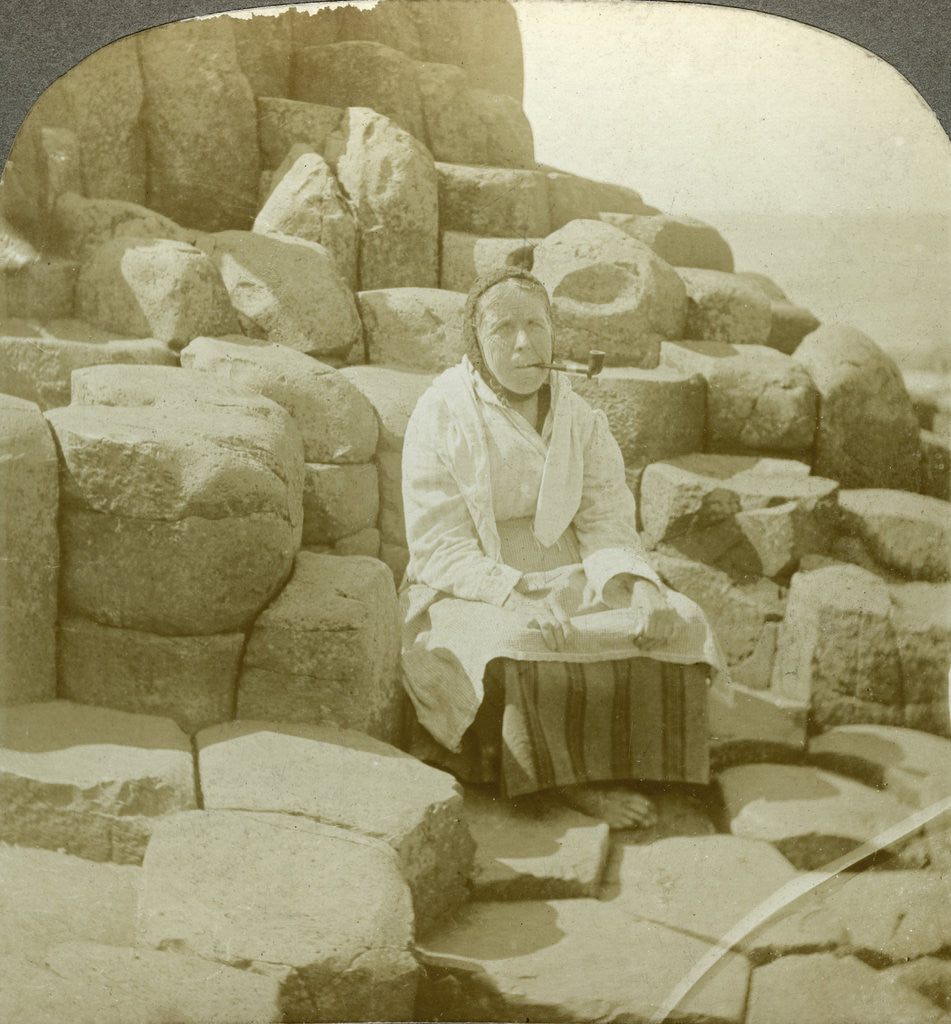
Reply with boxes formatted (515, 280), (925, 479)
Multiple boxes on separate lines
(629, 579), (679, 648)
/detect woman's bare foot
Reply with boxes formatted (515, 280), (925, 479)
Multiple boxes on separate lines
(557, 783), (658, 830)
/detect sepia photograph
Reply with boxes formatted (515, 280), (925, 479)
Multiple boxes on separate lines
(0, 0), (949, 1021)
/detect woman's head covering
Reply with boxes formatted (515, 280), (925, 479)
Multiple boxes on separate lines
(462, 266), (553, 403)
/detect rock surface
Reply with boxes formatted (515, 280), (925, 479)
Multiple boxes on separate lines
(440, 231), (538, 292)
(891, 583), (951, 726)
(546, 170), (652, 228)
(339, 364), (434, 450)
(765, 298), (820, 354)
(0, 701), (195, 863)
(138, 810), (418, 1023)
(197, 720), (473, 935)
(302, 462), (379, 544)
(257, 97), (344, 169)
(677, 267), (773, 346)
(53, 192), (195, 260)
(603, 211), (734, 272)
(237, 552), (403, 743)
(358, 287), (466, 370)
(436, 162), (550, 239)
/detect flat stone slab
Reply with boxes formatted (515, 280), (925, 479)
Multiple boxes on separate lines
(196, 721), (473, 935)
(0, 701), (196, 863)
(718, 763), (916, 869)
(0, 842), (141, 960)
(736, 892), (849, 965)
(0, 943), (282, 1024)
(882, 957), (951, 1013)
(461, 788), (610, 900)
(416, 899), (750, 1024)
(138, 810), (417, 1023)
(747, 953), (944, 1024)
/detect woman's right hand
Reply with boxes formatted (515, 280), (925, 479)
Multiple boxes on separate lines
(503, 589), (573, 651)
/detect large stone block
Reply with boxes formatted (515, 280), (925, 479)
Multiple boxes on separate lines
(257, 97), (344, 170)
(180, 336), (378, 463)
(435, 162), (550, 239)
(253, 149), (358, 288)
(0, 396), (58, 705)
(0, 843), (140, 960)
(766, 299), (820, 354)
(546, 170), (653, 229)
(795, 324), (921, 490)
(139, 811), (417, 1023)
(302, 462), (379, 545)
(77, 238), (240, 348)
(891, 582), (951, 714)
(837, 488), (951, 582)
(230, 9), (292, 97)
(197, 230), (361, 359)
(138, 17), (259, 230)
(197, 721), (474, 935)
(237, 552), (402, 743)
(52, 192), (194, 260)
(439, 231), (538, 293)
(333, 365), (435, 451)
(532, 219), (686, 366)
(661, 340), (818, 454)
(58, 616), (243, 733)
(676, 267), (773, 346)
(1, 258), (77, 321)
(358, 287), (466, 370)
(0, 701), (195, 863)
(376, 450), (406, 548)
(333, 108), (439, 289)
(920, 429), (951, 500)
(574, 366), (705, 467)
(603, 212), (734, 272)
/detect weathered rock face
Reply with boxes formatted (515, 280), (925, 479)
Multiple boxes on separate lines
(1, 258), (77, 321)
(302, 462), (379, 545)
(197, 230), (361, 358)
(197, 721), (474, 935)
(58, 617), (243, 733)
(77, 238), (241, 348)
(237, 552), (403, 743)
(533, 219), (686, 366)
(546, 170), (653, 229)
(891, 583), (951, 734)
(436, 163), (550, 239)
(138, 811), (418, 1023)
(677, 267), (773, 346)
(253, 149), (358, 288)
(920, 429), (951, 501)
(661, 340), (818, 454)
(795, 324), (921, 490)
(377, 450), (407, 551)
(257, 97), (344, 170)
(137, 17), (259, 231)
(339, 364), (435, 451)
(230, 10), (292, 98)
(603, 212), (734, 272)
(766, 299), (820, 354)
(0, 320), (177, 410)
(0, 396), (58, 704)
(573, 366), (705, 467)
(332, 107), (440, 290)
(440, 231), (538, 292)
(180, 337), (378, 464)
(0, 701), (195, 863)
(358, 287), (466, 370)
(53, 192), (195, 260)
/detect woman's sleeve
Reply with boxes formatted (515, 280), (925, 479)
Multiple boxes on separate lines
(572, 405), (663, 601)
(402, 395), (521, 606)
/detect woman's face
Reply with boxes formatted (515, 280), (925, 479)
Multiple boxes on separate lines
(475, 280), (554, 396)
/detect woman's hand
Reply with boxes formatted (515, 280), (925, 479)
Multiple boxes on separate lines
(503, 588), (573, 651)
(629, 579), (679, 648)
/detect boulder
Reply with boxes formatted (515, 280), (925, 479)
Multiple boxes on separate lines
(708, 683), (808, 762)
(462, 789), (609, 901)
(293, 40), (426, 141)
(253, 149), (358, 288)
(2, 259), (76, 323)
(0, 319), (177, 410)
(197, 230), (361, 358)
(891, 582), (951, 725)
(180, 336), (378, 463)
(574, 366), (705, 467)
(52, 192), (194, 260)
(440, 231), (538, 292)
(329, 526), (381, 557)
(416, 900), (750, 1024)
(231, 10), (292, 97)
(0, 396), (58, 704)
(532, 219), (686, 366)
(0, 843), (140, 959)
(377, 451), (406, 546)
(660, 341), (818, 454)
(331, 2), (422, 58)
(338, 364), (435, 450)
(0, 701), (195, 863)
(920, 429), (951, 500)
(197, 721), (473, 934)
(795, 324), (921, 490)
(302, 462), (379, 545)
(333, 108), (439, 289)
(77, 238), (240, 348)
(718, 763), (914, 869)
(138, 17), (259, 230)
(602, 212), (734, 271)
(237, 552), (402, 743)
(736, 271), (787, 302)
(0, 942), (282, 1024)
(639, 454), (838, 577)
(435, 163), (550, 239)
(256, 97), (344, 170)
(546, 170), (653, 229)
(765, 299), (820, 354)
(138, 811), (418, 1023)
(837, 488), (951, 581)
(747, 953), (944, 1024)
(358, 287), (466, 370)
(58, 617), (243, 733)
(676, 267), (773, 346)
(904, 368), (951, 433)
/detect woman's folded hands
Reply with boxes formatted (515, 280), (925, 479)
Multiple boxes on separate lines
(502, 586), (574, 651)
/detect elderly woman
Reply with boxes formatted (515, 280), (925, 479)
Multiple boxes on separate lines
(400, 267), (725, 829)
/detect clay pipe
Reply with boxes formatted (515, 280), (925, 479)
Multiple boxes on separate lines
(528, 350), (606, 379)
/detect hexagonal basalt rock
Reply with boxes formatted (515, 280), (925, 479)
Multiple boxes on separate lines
(357, 287), (466, 370)
(602, 211), (734, 272)
(435, 163), (550, 239)
(196, 721), (474, 934)
(237, 552), (402, 743)
(138, 810), (418, 1023)
(676, 267), (772, 346)
(339, 364), (434, 451)
(440, 231), (539, 293)
(0, 701), (196, 863)
(302, 462), (379, 546)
